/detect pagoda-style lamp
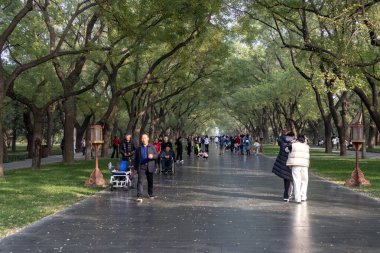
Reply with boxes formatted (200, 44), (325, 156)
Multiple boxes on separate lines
(345, 121), (370, 187)
(85, 125), (106, 187)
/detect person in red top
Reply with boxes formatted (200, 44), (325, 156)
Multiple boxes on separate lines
(153, 138), (161, 154)
(111, 136), (121, 158)
(153, 138), (161, 171)
(234, 136), (241, 154)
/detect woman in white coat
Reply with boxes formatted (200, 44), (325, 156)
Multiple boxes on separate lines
(286, 135), (310, 204)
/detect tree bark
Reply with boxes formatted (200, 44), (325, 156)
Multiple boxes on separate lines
(368, 119), (377, 149)
(75, 113), (93, 152)
(32, 109), (45, 170)
(101, 122), (111, 157)
(85, 125), (92, 160)
(0, 122), (5, 175)
(46, 105), (55, 155)
(63, 96), (76, 164)
(327, 90), (347, 156)
(362, 105), (367, 159)
(353, 76), (380, 131)
(12, 125), (17, 152)
(23, 110), (34, 158)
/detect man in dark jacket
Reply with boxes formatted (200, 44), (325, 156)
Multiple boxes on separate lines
(134, 133), (158, 203)
(120, 132), (136, 166)
(272, 131), (295, 201)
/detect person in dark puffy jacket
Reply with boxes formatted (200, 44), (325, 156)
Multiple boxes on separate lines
(120, 132), (136, 165)
(272, 131), (295, 201)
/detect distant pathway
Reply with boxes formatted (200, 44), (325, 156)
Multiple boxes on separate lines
(1, 148), (380, 252)
(4, 153), (85, 171)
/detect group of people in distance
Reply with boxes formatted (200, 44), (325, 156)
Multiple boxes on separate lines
(186, 135), (209, 159)
(214, 134), (261, 156)
(272, 130), (310, 204)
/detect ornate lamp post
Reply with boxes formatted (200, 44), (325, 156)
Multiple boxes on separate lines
(85, 125), (106, 187)
(345, 121), (371, 187)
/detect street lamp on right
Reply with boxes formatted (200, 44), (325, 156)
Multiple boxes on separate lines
(345, 118), (371, 187)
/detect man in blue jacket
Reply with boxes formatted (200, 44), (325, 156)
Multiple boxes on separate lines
(134, 133), (158, 203)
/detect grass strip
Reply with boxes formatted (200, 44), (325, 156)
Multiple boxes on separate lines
(310, 158), (380, 199)
(261, 144), (340, 157)
(0, 159), (112, 239)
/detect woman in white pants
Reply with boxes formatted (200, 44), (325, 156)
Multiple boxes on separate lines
(286, 135), (310, 204)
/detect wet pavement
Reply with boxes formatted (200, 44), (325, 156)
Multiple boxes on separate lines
(1, 148), (380, 253)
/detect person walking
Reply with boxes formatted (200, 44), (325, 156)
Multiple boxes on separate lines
(175, 137), (183, 163)
(194, 136), (200, 155)
(219, 135), (225, 155)
(244, 135), (251, 156)
(204, 135), (209, 153)
(153, 138), (161, 169)
(240, 134), (245, 155)
(81, 138), (86, 156)
(272, 131), (295, 202)
(120, 132), (136, 169)
(111, 136), (120, 158)
(134, 134), (158, 203)
(214, 136), (219, 148)
(286, 135), (310, 204)
(253, 140), (260, 155)
(186, 136), (192, 156)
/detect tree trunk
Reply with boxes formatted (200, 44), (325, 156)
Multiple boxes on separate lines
(101, 122), (111, 157)
(111, 120), (119, 139)
(324, 119), (333, 153)
(75, 114), (93, 153)
(23, 110), (34, 158)
(327, 90), (347, 156)
(368, 119), (377, 149)
(85, 126), (91, 160)
(12, 125), (17, 152)
(338, 97), (348, 156)
(63, 96), (75, 164)
(32, 109), (45, 170)
(11, 102), (19, 152)
(1, 119), (7, 171)
(46, 105), (54, 155)
(0, 77), (5, 176)
(2, 131), (7, 165)
(310, 122), (319, 146)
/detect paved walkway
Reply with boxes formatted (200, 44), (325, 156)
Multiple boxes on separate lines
(4, 153), (85, 171)
(1, 148), (380, 252)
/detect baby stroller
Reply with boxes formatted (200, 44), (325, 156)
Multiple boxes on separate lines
(160, 156), (175, 175)
(109, 160), (132, 191)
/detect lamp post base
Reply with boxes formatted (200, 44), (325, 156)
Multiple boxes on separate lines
(344, 167), (371, 187)
(85, 167), (106, 187)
